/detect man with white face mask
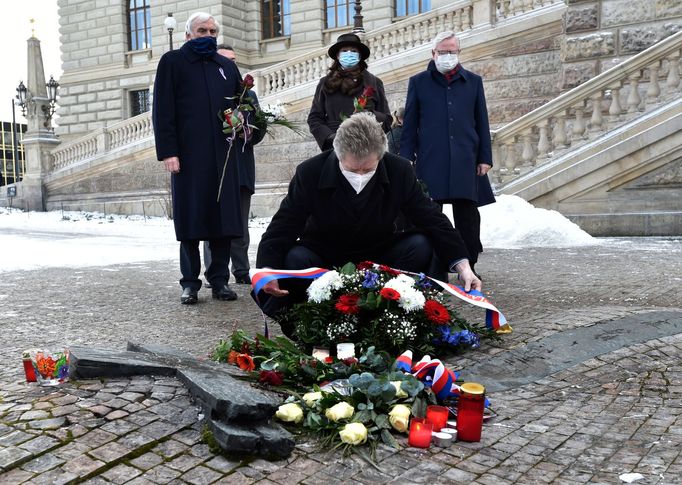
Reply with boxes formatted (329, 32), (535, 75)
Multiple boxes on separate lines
(256, 113), (480, 337)
(400, 31), (496, 278)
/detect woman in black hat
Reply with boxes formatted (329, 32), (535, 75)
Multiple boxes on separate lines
(307, 33), (393, 151)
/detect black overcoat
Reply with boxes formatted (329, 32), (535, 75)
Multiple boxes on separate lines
(152, 43), (243, 241)
(307, 70), (392, 151)
(256, 151), (469, 270)
(400, 61), (495, 206)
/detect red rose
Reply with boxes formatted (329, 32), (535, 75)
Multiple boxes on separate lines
(424, 300), (450, 325)
(378, 265), (400, 276)
(342, 357), (358, 366)
(324, 356), (334, 364)
(380, 287), (400, 301)
(335, 294), (360, 314)
(242, 74), (255, 90)
(357, 95), (368, 109)
(258, 370), (284, 386)
(357, 261), (374, 270)
(362, 86), (376, 98)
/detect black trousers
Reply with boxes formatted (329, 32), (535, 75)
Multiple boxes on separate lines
(436, 198), (482, 269)
(180, 238), (231, 290)
(255, 233), (434, 331)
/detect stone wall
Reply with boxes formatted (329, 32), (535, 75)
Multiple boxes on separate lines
(561, 0), (682, 89)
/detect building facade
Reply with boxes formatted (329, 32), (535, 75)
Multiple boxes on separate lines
(56, 0), (439, 140)
(0, 121), (27, 186)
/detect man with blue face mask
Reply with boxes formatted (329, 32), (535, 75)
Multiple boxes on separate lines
(400, 31), (496, 278)
(153, 12), (243, 305)
(308, 33), (393, 151)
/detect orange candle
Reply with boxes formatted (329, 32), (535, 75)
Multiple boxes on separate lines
(426, 405), (449, 432)
(407, 418), (432, 448)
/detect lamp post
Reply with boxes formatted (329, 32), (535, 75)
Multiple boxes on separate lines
(352, 0), (365, 34)
(164, 13), (177, 51)
(15, 76), (59, 130)
(11, 99), (20, 184)
(16, 81), (27, 116)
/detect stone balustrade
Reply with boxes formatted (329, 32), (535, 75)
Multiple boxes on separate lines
(490, 30), (682, 186)
(494, 0), (558, 21)
(50, 112), (153, 172)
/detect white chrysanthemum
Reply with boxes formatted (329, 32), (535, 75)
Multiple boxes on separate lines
(398, 287), (426, 312)
(307, 270), (344, 302)
(384, 274), (415, 291)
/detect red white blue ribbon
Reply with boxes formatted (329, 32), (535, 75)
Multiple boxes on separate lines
(250, 266), (510, 333)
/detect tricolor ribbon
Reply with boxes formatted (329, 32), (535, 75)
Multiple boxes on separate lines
(250, 265), (510, 333)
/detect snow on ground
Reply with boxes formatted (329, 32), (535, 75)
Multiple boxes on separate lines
(0, 195), (598, 273)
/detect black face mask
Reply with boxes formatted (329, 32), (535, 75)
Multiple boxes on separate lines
(187, 36), (217, 57)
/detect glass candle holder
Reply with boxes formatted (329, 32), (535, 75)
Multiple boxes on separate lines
(425, 405), (449, 431)
(407, 417), (433, 448)
(456, 382), (485, 442)
(312, 347), (330, 362)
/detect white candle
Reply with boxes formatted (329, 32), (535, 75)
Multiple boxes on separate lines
(336, 343), (355, 359)
(432, 431), (453, 447)
(312, 347), (330, 362)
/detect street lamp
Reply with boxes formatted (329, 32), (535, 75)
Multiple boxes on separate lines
(15, 76), (59, 128)
(164, 13), (177, 51)
(16, 81), (27, 116)
(44, 75), (59, 126)
(352, 0), (365, 34)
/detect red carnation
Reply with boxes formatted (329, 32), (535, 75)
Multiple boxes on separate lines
(335, 294), (360, 314)
(258, 370), (284, 386)
(424, 299), (450, 325)
(242, 74), (255, 90)
(380, 287), (400, 301)
(357, 261), (374, 270)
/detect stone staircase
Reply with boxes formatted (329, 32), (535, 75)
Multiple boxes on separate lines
(492, 30), (682, 235)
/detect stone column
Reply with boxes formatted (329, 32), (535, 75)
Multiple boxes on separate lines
(17, 35), (60, 211)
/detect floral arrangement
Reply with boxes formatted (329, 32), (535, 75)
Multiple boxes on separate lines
(217, 74), (302, 200)
(25, 350), (69, 386)
(285, 262), (497, 356)
(275, 369), (434, 460)
(353, 85), (376, 113)
(211, 330), (393, 389)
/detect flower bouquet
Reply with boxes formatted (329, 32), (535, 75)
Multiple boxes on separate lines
(217, 74), (302, 201)
(285, 262), (498, 356)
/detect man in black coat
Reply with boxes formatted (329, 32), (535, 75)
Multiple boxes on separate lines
(152, 12), (242, 304)
(256, 113), (481, 335)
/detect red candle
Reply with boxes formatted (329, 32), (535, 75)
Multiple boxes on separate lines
(456, 382), (485, 442)
(425, 405), (449, 432)
(407, 418), (433, 448)
(22, 352), (36, 383)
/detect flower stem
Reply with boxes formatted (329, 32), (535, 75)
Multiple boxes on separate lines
(216, 140), (234, 202)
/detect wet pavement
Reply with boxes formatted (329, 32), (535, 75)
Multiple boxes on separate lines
(1, 237), (681, 484)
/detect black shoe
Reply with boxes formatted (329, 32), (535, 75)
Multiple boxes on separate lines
(204, 280), (212, 289)
(181, 287), (198, 305)
(212, 284), (238, 301)
(235, 275), (251, 285)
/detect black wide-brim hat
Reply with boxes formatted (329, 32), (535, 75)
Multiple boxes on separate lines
(328, 33), (371, 61)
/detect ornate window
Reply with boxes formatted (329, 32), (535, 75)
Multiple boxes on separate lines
(130, 89), (150, 117)
(262, 0), (291, 39)
(395, 0), (431, 17)
(326, 0), (352, 29)
(128, 0), (152, 51)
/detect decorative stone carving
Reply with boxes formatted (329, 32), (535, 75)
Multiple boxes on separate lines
(627, 158), (682, 188)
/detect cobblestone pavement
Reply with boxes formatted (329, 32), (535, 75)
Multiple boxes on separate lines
(1, 237), (681, 484)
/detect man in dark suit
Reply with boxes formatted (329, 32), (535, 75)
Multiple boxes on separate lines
(256, 112), (481, 335)
(152, 12), (242, 304)
(400, 31), (496, 277)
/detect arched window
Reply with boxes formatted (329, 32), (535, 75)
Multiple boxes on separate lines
(262, 0), (291, 39)
(395, 0), (431, 17)
(326, 0), (352, 29)
(128, 0), (152, 50)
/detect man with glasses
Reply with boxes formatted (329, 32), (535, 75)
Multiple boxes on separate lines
(400, 31), (495, 278)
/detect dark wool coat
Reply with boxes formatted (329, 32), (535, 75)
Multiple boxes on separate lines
(307, 70), (392, 151)
(400, 61), (495, 206)
(152, 43), (243, 241)
(256, 150), (469, 270)
(237, 90), (264, 194)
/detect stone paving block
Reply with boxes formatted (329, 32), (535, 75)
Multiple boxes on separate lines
(100, 418), (138, 436)
(88, 441), (134, 463)
(51, 404), (79, 417)
(0, 446), (32, 471)
(30, 466), (80, 485)
(129, 451), (164, 471)
(54, 441), (93, 460)
(101, 463), (142, 484)
(151, 439), (188, 459)
(81, 428), (117, 447)
(0, 467), (35, 483)
(28, 417), (67, 430)
(61, 453), (105, 477)
(165, 453), (204, 472)
(213, 470), (256, 484)
(117, 431), (156, 450)
(18, 435), (60, 454)
(20, 410), (50, 421)
(105, 409), (129, 420)
(170, 429), (202, 446)
(0, 430), (34, 446)
(126, 410), (160, 427)
(140, 464), (181, 483)
(203, 455), (241, 474)
(179, 465), (225, 484)
(137, 420), (184, 441)
(20, 452), (66, 473)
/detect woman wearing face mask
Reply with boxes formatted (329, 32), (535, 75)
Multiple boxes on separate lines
(307, 33), (393, 151)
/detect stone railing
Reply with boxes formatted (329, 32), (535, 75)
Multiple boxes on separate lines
(253, 0), (564, 98)
(51, 112), (153, 172)
(490, 30), (682, 186)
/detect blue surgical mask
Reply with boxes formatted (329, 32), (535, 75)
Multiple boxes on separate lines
(339, 51), (360, 69)
(187, 36), (217, 57)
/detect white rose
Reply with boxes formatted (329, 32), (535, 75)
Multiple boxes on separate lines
(302, 391), (323, 407)
(391, 381), (408, 398)
(339, 422), (368, 445)
(325, 401), (355, 422)
(275, 403), (304, 424)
